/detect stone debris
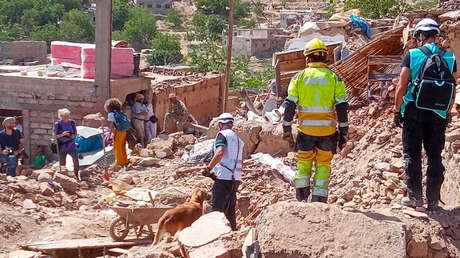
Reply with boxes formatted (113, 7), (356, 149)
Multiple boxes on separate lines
(256, 201), (406, 258)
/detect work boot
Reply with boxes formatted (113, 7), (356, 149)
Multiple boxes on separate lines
(426, 175), (444, 212)
(401, 194), (423, 208)
(295, 187), (310, 202)
(311, 195), (327, 203)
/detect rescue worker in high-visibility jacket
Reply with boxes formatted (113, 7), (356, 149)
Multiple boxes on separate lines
(281, 38), (349, 203)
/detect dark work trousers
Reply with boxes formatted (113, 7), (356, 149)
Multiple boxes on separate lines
(402, 104), (447, 204)
(211, 179), (240, 231)
(59, 150), (80, 178)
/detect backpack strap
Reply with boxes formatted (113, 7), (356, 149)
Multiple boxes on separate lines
(437, 48), (446, 57)
(419, 46), (433, 57)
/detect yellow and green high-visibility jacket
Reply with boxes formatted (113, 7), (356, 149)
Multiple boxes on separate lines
(286, 63), (347, 136)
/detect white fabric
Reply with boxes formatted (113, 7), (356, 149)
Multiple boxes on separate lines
(145, 121), (157, 143)
(146, 103), (154, 117)
(107, 112), (115, 122)
(213, 129), (244, 181)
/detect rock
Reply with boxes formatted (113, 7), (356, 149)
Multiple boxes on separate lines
(178, 211), (232, 247)
(7, 250), (40, 258)
(148, 137), (175, 158)
(178, 212), (240, 258)
(22, 199), (37, 210)
(208, 119), (263, 159)
(156, 188), (189, 205)
(37, 172), (53, 183)
(439, 10), (460, 22)
(140, 157), (160, 167)
(82, 112), (105, 128)
(445, 131), (460, 142)
(54, 173), (79, 193)
(254, 123), (292, 157)
(256, 201), (406, 258)
(407, 237), (428, 258)
(39, 182), (55, 196)
(374, 162), (391, 171)
(118, 174), (134, 185)
(139, 148), (154, 158)
(402, 209), (428, 219)
(0, 173), (6, 181)
(429, 237), (445, 251)
(176, 134), (197, 147)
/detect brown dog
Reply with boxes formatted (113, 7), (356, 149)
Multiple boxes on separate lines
(153, 188), (208, 245)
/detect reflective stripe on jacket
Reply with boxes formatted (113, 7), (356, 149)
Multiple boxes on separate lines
(287, 62), (347, 136)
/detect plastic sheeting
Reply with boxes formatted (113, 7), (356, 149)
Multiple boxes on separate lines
(250, 153), (295, 183)
(182, 139), (214, 163)
(350, 14), (371, 39)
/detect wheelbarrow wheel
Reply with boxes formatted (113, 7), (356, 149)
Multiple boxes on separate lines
(110, 217), (130, 241)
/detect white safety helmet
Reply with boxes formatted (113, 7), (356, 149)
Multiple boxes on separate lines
(217, 113), (234, 124)
(413, 18), (440, 37)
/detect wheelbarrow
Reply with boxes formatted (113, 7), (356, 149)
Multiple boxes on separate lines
(109, 206), (171, 241)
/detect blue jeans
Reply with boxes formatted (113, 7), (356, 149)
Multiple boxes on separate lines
(0, 154), (18, 177)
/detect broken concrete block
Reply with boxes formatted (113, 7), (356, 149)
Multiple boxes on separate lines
(140, 158), (160, 167)
(32, 168), (54, 180)
(178, 212), (235, 258)
(139, 148), (154, 158)
(22, 199), (37, 210)
(256, 202), (406, 258)
(178, 212), (231, 247)
(118, 174), (134, 185)
(37, 172), (53, 183)
(39, 182), (55, 196)
(53, 173), (79, 193)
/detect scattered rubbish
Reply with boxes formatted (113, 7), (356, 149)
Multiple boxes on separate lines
(250, 153), (295, 183)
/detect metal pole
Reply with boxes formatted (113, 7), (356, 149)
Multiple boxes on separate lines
(223, 0), (234, 112)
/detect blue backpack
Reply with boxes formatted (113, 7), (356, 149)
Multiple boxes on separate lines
(113, 110), (131, 132)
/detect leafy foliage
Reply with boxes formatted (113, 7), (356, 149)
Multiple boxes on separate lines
(120, 7), (157, 50)
(344, 0), (411, 19)
(148, 32), (182, 65)
(30, 24), (61, 50)
(193, 0), (251, 22)
(59, 9), (94, 42)
(165, 9), (182, 27)
(184, 41), (274, 89)
(185, 11), (226, 41)
(112, 0), (131, 31)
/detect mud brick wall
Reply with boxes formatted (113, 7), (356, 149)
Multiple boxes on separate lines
(0, 41), (47, 64)
(0, 74), (150, 161)
(153, 74), (224, 130)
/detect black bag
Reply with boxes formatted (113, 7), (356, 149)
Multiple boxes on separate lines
(413, 46), (456, 113)
(149, 115), (158, 123)
(50, 139), (58, 154)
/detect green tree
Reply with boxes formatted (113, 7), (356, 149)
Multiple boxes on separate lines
(193, 0), (250, 21)
(184, 41), (226, 73)
(345, 0), (411, 19)
(164, 9), (183, 27)
(0, 26), (25, 41)
(148, 32), (182, 65)
(121, 7), (157, 50)
(112, 0), (130, 31)
(59, 9), (94, 42)
(30, 24), (62, 50)
(185, 11), (225, 41)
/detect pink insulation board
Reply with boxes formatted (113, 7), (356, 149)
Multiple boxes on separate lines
(50, 41), (93, 64)
(81, 47), (134, 64)
(82, 62), (134, 79)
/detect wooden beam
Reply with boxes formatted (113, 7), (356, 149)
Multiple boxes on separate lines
(95, 0), (112, 99)
(223, 0), (234, 112)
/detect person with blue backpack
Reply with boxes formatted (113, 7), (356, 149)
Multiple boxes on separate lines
(394, 18), (457, 211)
(105, 98), (131, 167)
